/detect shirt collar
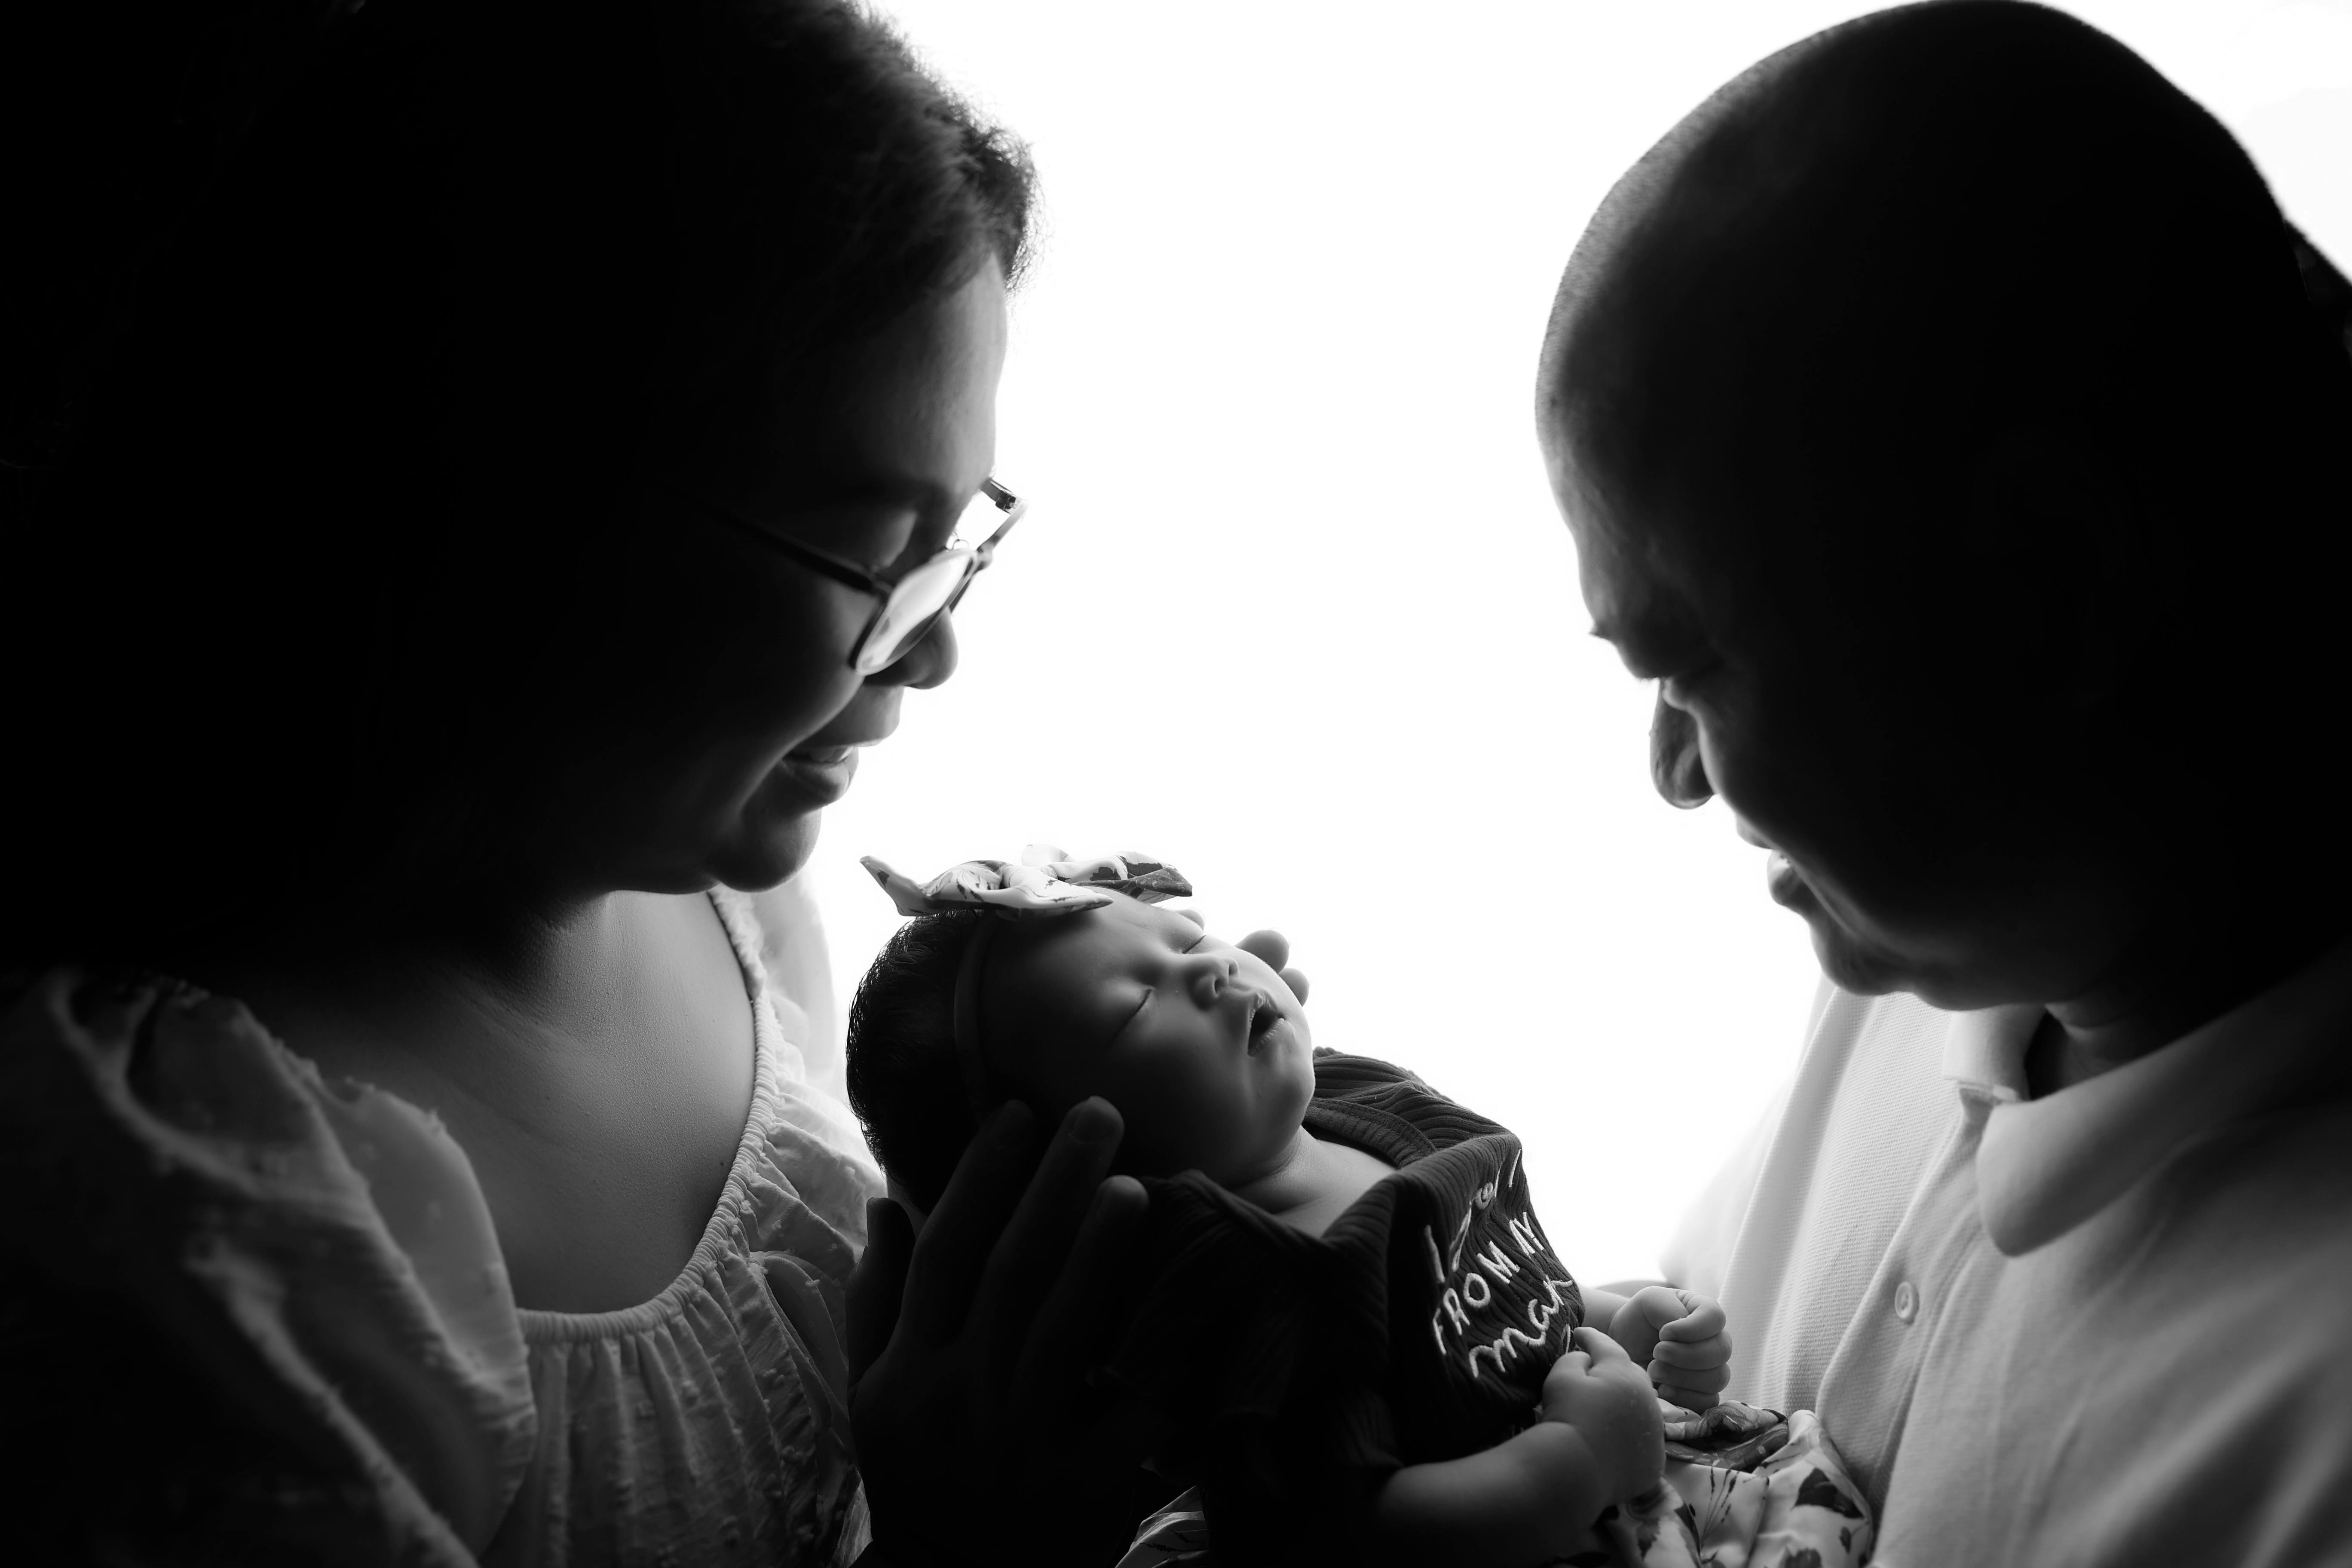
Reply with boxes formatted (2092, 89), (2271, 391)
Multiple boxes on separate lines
(1939, 1003), (2039, 1105)
(1957, 934), (2352, 1257)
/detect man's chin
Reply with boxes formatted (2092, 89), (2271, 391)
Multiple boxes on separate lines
(1805, 914), (1921, 998)
(1805, 911), (2013, 1010)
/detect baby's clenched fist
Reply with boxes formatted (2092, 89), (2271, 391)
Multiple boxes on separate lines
(1540, 1327), (1665, 1502)
(1608, 1286), (1734, 1411)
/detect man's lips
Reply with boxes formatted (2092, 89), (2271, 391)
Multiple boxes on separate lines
(1766, 850), (1817, 911)
(1741, 821), (1819, 913)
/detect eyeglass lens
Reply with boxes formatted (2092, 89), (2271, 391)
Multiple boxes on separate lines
(856, 551), (973, 672)
(851, 487), (1014, 674)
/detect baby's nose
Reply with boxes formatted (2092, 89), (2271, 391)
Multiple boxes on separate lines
(1191, 955), (1238, 1004)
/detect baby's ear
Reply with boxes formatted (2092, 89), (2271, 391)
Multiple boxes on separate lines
(1173, 907), (1207, 928)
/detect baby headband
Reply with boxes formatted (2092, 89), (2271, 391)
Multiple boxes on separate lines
(861, 846), (1193, 1123)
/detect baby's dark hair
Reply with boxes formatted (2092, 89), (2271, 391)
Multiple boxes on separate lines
(847, 909), (996, 1213)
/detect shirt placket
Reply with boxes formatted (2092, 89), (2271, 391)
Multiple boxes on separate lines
(1812, 1086), (1996, 1504)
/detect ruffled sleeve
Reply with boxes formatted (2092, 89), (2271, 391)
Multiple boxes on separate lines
(0, 970), (536, 1564)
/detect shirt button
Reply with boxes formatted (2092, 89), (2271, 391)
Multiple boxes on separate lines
(1893, 1280), (1919, 1323)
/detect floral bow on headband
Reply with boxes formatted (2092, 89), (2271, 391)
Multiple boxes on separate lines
(861, 845), (1194, 1123)
(860, 845), (1192, 919)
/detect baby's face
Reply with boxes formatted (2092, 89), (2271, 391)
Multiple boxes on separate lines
(984, 895), (1314, 1187)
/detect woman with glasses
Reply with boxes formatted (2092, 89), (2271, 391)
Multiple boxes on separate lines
(2, 2), (1160, 1562)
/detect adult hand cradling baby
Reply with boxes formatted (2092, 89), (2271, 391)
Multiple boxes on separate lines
(846, 1096), (1163, 1566)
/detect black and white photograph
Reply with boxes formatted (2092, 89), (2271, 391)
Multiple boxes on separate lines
(5, 1), (2349, 1563)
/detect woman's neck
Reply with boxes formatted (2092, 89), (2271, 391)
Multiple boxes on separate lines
(168, 885), (763, 1311)
(178, 867), (622, 1015)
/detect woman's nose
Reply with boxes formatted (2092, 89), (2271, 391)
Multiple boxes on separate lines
(872, 611), (960, 691)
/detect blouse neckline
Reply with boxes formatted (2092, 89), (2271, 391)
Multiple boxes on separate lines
(511, 890), (784, 1344)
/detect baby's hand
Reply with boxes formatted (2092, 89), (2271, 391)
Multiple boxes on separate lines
(1540, 1327), (1665, 1501)
(1609, 1286), (1733, 1411)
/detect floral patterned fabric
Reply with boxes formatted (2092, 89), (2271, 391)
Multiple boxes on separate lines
(860, 845), (1191, 919)
(1115, 1403), (1873, 1568)
(1601, 1405), (1875, 1568)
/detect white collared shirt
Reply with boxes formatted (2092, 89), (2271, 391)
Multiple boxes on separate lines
(1666, 944), (2352, 1566)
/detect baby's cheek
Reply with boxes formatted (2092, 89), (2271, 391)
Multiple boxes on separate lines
(1090, 1055), (1219, 1175)
(1268, 1039), (1315, 1123)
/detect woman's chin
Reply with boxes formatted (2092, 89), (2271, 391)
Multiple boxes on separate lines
(704, 808), (824, 892)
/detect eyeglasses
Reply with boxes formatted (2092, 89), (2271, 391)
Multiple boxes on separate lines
(663, 478), (1026, 674)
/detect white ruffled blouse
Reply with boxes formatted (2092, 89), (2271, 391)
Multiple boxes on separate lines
(0, 888), (884, 1565)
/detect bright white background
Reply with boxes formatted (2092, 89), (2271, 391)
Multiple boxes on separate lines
(803, 0), (2352, 1283)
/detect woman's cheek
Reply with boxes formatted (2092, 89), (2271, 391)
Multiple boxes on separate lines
(698, 604), (870, 758)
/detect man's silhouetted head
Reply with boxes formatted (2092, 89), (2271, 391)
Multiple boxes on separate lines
(1539, 0), (2352, 1012)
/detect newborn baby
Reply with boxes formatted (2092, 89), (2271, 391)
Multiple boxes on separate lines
(847, 851), (1738, 1567)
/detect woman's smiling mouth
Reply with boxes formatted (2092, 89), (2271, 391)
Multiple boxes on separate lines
(774, 742), (863, 802)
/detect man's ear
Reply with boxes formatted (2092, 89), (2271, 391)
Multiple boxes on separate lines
(1963, 432), (2162, 712)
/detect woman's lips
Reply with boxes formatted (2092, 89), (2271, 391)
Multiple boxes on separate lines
(774, 743), (861, 802)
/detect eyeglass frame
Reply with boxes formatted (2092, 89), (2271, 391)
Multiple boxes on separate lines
(656, 477), (1026, 674)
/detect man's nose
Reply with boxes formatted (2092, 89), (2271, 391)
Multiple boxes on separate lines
(1651, 689), (1712, 808)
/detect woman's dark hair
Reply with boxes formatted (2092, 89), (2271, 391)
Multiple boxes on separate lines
(4, 0), (1035, 968)
(845, 908), (992, 1213)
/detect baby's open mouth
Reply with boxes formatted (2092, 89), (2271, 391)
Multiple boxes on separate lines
(1246, 994), (1280, 1054)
